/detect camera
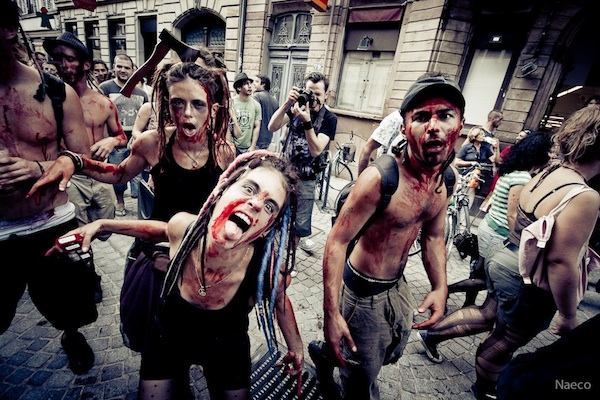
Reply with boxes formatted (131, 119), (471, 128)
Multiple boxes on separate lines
(296, 89), (315, 107)
(56, 233), (93, 263)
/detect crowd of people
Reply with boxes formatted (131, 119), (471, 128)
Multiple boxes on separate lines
(2, 0), (600, 399)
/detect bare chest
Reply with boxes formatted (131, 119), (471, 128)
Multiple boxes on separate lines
(0, 91), (58, 158)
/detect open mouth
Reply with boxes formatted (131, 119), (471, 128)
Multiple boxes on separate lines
(424, 140), (445, 151)
(181, 122), (197, 136)
(229, 212), (251, 232)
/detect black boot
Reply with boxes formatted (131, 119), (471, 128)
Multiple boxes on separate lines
(308, 341), (341, 399)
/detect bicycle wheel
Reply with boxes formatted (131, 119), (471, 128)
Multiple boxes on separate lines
(409, 230), (422, 256)
(329, 163), (353, 192)
(444, 211), (457, 257)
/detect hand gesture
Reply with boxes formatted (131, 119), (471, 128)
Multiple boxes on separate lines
(27, 155), (76, 198)
(412, 288), (447, 329)
(277, 350), (304, 396)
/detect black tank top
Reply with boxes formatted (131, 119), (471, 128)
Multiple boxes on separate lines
(161, 239), (266, 336)
(149, 132), (222, 222)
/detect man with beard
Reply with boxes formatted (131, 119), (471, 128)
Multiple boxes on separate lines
(0, 0), (96, 375)
(99, 53), (148, 214)
(44, 33), (127, 302)
(268, 71), (337, 256)
(311, 72), (465, 400)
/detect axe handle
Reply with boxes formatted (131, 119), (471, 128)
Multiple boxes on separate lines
(119, 31), (173, 97)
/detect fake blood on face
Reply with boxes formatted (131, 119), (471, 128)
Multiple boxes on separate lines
(211, 198), (246, 242)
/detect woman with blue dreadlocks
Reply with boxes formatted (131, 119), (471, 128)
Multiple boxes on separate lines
(146, 150), (302, 399)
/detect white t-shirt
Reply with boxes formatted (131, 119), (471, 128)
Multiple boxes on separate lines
(371, 110), (404, 156)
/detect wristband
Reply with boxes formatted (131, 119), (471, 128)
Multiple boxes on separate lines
(58, 150), (84, 173)
(559, 311), (576, 319)
(35, 160), (44, 176)
(302, 121), (313, 130)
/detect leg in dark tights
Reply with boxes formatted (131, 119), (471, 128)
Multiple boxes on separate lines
(426, 295), (497, 347)
(474, 313), (538, 397)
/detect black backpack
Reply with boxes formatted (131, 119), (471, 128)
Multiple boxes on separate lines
(332, 154), (399, 227)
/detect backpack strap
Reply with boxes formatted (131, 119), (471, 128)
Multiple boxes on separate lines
(42, 72), (67, 145)
(371, 154), (400, 212)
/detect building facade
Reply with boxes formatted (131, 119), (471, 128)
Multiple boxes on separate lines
(19, 0), (599, 172)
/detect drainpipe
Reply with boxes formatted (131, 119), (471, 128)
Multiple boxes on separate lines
(238, 0), (247, 72)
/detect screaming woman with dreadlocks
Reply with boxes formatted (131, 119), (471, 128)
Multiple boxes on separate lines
(313, 72), (464, 400)
(150, 150), (304, 399)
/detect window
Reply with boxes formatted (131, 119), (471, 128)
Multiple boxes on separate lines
(337, 51), (393, 113)
(183, 13), (226, 59)
(65, 22), (78, 37)
(462, 49), (512, 125)
(85, 21), (100, 60)
(337, 5), (402, 114)
(270, 13), (312, 47)
(109, 19), (127, 62)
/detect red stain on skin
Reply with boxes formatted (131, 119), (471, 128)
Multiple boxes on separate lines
(211, 198), (246, 240)
(84, 159), (127, 182)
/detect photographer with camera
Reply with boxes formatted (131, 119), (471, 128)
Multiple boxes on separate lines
(268, 71), (337, 255)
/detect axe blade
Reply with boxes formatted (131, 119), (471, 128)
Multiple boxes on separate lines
(120, 29), (200, 97)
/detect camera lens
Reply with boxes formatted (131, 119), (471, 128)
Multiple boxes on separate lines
(297, 93), (309, 106)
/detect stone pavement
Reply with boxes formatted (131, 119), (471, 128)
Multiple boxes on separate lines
(1, 188), (599, 399)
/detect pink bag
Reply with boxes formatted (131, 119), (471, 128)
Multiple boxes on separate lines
(519, 185), (600, 303)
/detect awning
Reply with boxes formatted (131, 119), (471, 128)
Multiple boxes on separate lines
(348, 7), (404, 23)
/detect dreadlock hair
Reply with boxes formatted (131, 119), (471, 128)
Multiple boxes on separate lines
(155, 62), (234, 167)
(161, 150), (298, 353)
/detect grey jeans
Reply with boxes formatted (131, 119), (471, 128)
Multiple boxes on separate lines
(339, 275), (415, 400)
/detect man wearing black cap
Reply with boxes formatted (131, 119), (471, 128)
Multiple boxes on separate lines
(314, 72), (465, 399)
(0, 0), (96, 375)
(44, 32), (127, 231)
(232, 72), (261, 155)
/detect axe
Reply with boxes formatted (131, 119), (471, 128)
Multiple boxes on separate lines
(120, 29), (201, 97)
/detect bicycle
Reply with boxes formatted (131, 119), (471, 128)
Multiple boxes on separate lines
(316, 131), (355, 211)
(409, 163), (491, 258)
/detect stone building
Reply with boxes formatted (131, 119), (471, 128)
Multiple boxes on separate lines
(18, 0), (600, 173)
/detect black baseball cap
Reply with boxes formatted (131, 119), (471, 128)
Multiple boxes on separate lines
(44, 31), (92, 62)
(400, 73), (465, 118)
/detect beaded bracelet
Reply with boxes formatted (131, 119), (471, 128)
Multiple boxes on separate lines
(58, 150), (84, 173)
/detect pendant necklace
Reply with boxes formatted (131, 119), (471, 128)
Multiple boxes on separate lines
(176, 135), (201, 169)
(193, 235), (251, 297)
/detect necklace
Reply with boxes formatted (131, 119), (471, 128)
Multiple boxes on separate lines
(193, 235), (251, 297)
(561, 164), (587, 182)
(176, 136), (202, 169)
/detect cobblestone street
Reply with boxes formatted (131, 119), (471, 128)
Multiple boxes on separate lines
(1, 189), (599, 399)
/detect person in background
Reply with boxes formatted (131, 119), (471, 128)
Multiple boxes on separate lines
(584, 94), (600, 108)
(42, 61), (58, 76)
(358, 109), (403, 174)
(455, 126), (499, 209)
(232, 72), (261, 155)
(99, 53), (149, 214)
(417, 132), (552, 364)
(268, 71), (338, 255)
(92, 59), (110, 84)
(253, 74), (279, 150)
(473, 106), (600, 399)
(33, 50), (47, 70)
(1, 0), (96, 375)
